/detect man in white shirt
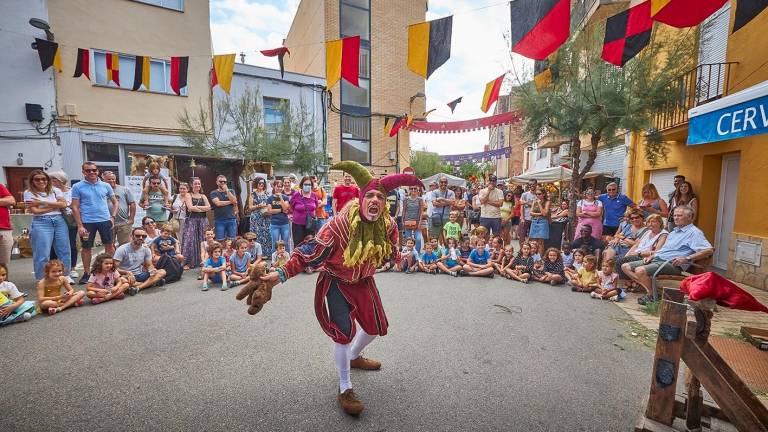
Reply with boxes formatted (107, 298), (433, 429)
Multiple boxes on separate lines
(518, 179), (538, 242)
(478, 175), (503, 238)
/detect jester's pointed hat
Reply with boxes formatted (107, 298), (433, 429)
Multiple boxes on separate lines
(332, 160), (422, 212)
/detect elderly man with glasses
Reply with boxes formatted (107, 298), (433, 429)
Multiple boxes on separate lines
(597, 182), (634, 238)
(210, 175), (239, 241)
(429, 176), (456, 240)
(71, 162), (118, 284)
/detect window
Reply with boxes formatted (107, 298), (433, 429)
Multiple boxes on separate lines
(132, 0), (183, 11)
(93, 50), (187, 96)
(341, 79), (370, 108)
(341, 115), (370, 164)
(537, 147), (548, 160)
(263, 97), (289, 130)
(85, 143), (120, 162)
(340, 1), (370, 40)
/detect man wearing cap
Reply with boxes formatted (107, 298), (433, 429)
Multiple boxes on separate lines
(478, 174), (504, 238)
(430, 176), (456, 240)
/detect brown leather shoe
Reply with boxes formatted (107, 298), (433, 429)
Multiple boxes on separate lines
(350, 355), (381, 370)
(338, 389), (364, 416)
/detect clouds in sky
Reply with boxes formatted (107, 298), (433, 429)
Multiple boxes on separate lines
(210, 0), (530, 155)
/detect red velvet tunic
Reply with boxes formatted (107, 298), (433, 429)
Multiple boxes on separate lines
(279, 207), (401, 344)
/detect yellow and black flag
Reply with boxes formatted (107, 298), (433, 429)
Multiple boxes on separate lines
(132, 55), (151, 91)
(408, 16), (453, 79)
(533, 59), (552, 91)
(35, 38), (62, 72)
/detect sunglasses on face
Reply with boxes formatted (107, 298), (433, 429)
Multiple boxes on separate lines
(33, 177), (48, 182)
(134, 234), (147, 239)
(151, 182), (160, 186)
(143, 221), (155, 225)
(218, 180), (227, 183)
(84, 169), (98, 173)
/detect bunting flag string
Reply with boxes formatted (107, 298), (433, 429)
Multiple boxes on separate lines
(260, 47), (290, 78)
(407, 15), (453, 79)
(408, 111), (523, 134)
(212, 53), (236, 94)
(35, 38), (62, 72)
(441, 146), (513, 163)
(325, 35), (360, 89)
(73, 48), (90, 80)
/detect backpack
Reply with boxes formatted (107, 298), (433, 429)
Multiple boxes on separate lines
(156, 254), (183, 283)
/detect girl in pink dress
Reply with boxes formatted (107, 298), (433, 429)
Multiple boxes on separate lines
(575, 187), (603, 239)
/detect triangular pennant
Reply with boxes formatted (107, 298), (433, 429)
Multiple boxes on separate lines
(447, 96), (463, 113)
(261, 47), (290, 78)
(35, 38), (62, 72)
(212, 54), (236, 94)
(73, 48), (90, 80)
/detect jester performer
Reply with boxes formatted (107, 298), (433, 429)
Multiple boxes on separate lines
(243, 161), (423, 416)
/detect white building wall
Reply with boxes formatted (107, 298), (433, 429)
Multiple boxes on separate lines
(0, 0), (60, 185)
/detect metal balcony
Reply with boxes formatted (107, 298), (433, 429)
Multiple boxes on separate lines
(653, 62), (737, 132)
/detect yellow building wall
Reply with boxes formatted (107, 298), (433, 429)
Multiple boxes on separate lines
(48, 0), (212, 132)
(628, 1), (768, 289)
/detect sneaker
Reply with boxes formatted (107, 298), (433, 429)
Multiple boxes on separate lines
(201, 283), (209, 291)
(128, 287), (139, 296)
(405, 269), (412, 274)
(220, 283), (229, 291)
(450, 271), (458, 277)
(337, 389), (364, 416)
(590, 292), (600, 299)
(91, 297), (105, 305)
(78, 273), (90, 285)
(69, 270), (79, 279)
(19, 312), (32, 322)
(609, 295), (619, 302)
(154, 278), (166, 288)
(67, 277), (76, 285)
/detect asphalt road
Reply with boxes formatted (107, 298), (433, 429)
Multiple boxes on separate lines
(2, 257), (653, 431)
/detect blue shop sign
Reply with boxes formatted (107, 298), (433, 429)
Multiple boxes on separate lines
(688, 81), (768, 145)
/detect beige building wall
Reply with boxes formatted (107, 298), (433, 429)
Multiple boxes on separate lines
(284, 0), (426, 178)
(489, 94), (526, 178)
(48, 0), (212, 132)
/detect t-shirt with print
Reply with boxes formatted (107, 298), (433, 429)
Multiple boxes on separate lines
(443, 221), (462, 241)
(421, 251), (438, 264)
(231, 252), (252, 273)
(267, 195), (290, 226)
(0, 281), (23, 305)
(469, 249), (490, 265)
(333, 185), (359, 213)
(88, 270), (122, 290)
(152, 236), (177, 256)
(247, 243), (263, 261)
(598, 272), (618, 290)
(513, 255), (534, 272)
(114, 243), (152, 276)
(205, 256), (226, 269)
(23, 187), (64, 217)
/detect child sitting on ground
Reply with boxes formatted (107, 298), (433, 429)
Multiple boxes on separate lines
(199, 229), (217, 268)
(469, 226), (488, 247)
(151, 223), (185, 264)
(540, 247), (566, 285)
(222, 238), (235, 263)
(569, 254), (599, 293)
(36, 260), (85, 316)
(591, 258), (622, 301)
(202, 242), (228, 291)
(401, 237), (420, 274)
(507, 242), (533, 283)
(564, 249), (585, 280)
(229, 238), (252, 287)
(0, 263), (36, 325)
(442, 211), (462, 243)
(437, 237), (462, 277)
(243, 232), (264, 264)
(530, 260), (547, 282)
(271, 240), (291, 269)
(428, 238), (442, 259)
(530, 241), (542, 262)
(462, 239), (495, 278)
(86, 253), (128, 305)
(561, 242), (574, 268)
(494, 244), (515, 276)
(419, 242), (440, 274)
(459, 237), (473, 263)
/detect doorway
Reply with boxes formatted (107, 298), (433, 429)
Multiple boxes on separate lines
(4, 167), (43, 209)
(714, 154), (740, 269)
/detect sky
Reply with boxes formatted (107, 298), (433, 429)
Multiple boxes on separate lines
(210, 0), (531, 156)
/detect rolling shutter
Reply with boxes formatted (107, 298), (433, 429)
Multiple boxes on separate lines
(649, 168), (678, 202)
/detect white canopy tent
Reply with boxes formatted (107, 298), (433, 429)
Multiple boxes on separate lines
(421, 173), (467, 188)
(510, 166), (614, 184)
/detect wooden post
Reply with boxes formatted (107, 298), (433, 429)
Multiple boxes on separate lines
(685, 304), (713, 431)
(645, 288), (686, 425)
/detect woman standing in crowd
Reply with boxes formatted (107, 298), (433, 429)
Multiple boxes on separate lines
(182, 178), (211, 270)
(603, 209), (647, 262)
(511, 186), (523, 241)
(143, 176), (170, 224)
(171, 182), (189, 248)
(575, 187), (603, 239)
(528, 188), (550, 252)
(615, 213), (668, 285)
(289, 176), (319, 244)
(668, 181), (698, 228)
(268, 178), (292, 253)
(402, 185), (425, 252)
(637, 183), (668, 219)
(0, 182), (14, 267)
(547, 199), (569, 249)
(48, 171), (79, 279)
(24, 170), (71, 280)
(247, 177), (272, 257)
(500, 191), (515, 245)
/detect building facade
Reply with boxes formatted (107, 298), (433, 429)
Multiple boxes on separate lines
(0, 0), (60, 202)
(628, 2), (768, 289)
(282, 0), (426, 177)
(488, 94), (527, 179)
(47, 0), (211, 184)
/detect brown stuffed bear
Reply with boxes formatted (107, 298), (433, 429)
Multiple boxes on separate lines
(235, 261), (277, 315)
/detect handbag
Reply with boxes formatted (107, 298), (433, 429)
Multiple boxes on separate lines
(61, 208), (77, 227)
(404, 220), (418, 230)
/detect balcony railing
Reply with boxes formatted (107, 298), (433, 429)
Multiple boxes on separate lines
(653, 62), (737, 131)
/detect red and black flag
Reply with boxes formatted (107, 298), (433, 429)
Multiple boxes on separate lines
(650, 0), (728, 28)
(408, 16), (453, 79)
(602, 1), (653, 67)
(481, 75), (505, 113)
(35, 38), (62, 72)
(384, 116), (405, 137)
(509, 0), (570, 60)
(170, 56), (189, 95)
(73, 48), (90, 80)
(261, 47), (290, 78)
(733, 0), (768, 33)
(132, 55), (150, 91)
(447, 96), (462, 113)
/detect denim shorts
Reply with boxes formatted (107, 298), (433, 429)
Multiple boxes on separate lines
(135, 271), (151, 283)
(83, 220), (114, 248)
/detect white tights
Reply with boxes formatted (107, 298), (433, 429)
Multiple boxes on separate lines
(333, 328), (377, 393)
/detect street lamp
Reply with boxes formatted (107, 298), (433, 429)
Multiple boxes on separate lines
(29, 18), (54, 41)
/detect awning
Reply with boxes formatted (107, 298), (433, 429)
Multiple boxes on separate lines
(688, 80), (768, 145)
(510, 166), (614, 183)
(420, 173), (467, 188)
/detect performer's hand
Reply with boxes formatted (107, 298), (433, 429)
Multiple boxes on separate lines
(235, 262), (277, 315)
(260, 272), (280, 283)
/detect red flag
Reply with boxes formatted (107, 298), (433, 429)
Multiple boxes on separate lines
(681, 272), (768, 313)
(650, 0), (728, 28)
(261, 47), (290, 78)
(326, 36), (360, 88)
(170, 56), (189, 95)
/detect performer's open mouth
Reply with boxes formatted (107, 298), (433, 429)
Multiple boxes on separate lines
(367, 204), (380, 216)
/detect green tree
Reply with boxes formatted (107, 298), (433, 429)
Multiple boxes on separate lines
(511, 24), (695, 235)
(409, 150), (446, 178)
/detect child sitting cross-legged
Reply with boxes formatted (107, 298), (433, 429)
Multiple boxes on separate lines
(458, 237), (473, 263)
(419, 242), (440, 274)
(494, 244), (515, 276)
(151, 223), (185, 264)
(0, 263), (36, 326)
(229, 238), (252, 287)
(561, 242), (574, 268)
(461, 239), (494, 278)
(86, 253), (128, 305)
(591, 258), (622, 301)
(537, 247), (566, 285)
(569, 254), (599, 293)
(243, 232), (263, 264)
(202, 242), (228, 291)
(271, 240), (291, 270)
(530, 241), (542, 262)
(506, 242), (533, 283)
(530, 260), (546, 282)
(400, 237), (420, 274)
(564, 249), (585, 281)
(436, 237), (462, 277)
(37, 259), (85, 316)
